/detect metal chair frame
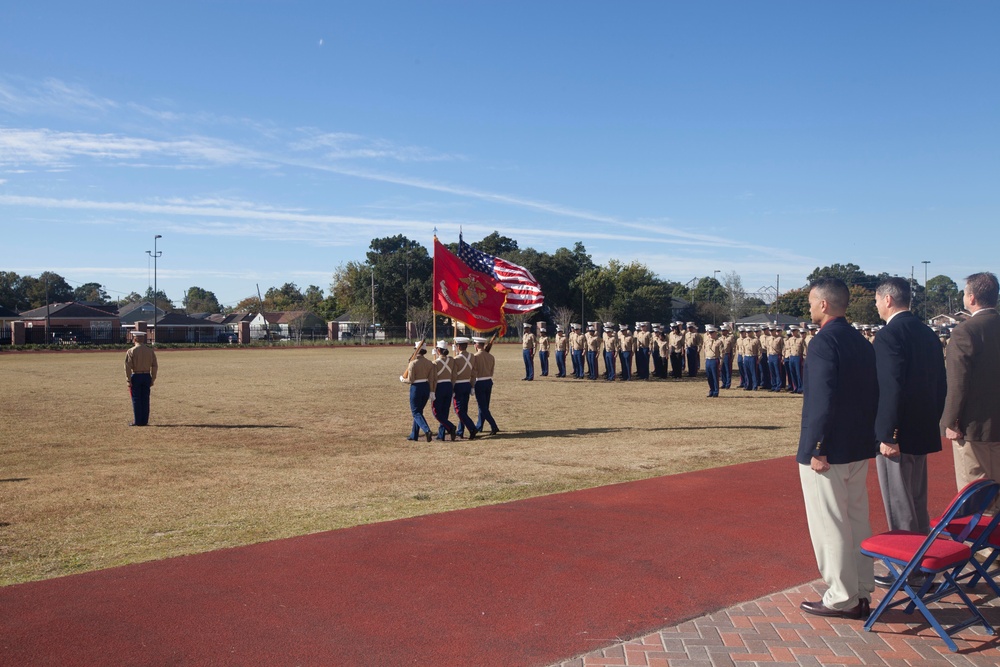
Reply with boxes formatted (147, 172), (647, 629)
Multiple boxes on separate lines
(861, 479), (1000, 652)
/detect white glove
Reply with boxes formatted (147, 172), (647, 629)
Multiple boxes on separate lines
(399, 375), (407, 383)
(430, 392), (436, 400)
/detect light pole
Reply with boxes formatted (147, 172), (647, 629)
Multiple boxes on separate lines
(146, 235), (162, 343)
(922, 260), (931, 321)
(713, 270), (720, 325)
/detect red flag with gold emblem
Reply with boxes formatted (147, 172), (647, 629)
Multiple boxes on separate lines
(433, 237), (509, 335)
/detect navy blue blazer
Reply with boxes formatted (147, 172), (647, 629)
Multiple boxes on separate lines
(797, 317), (879, 465)
(873, 310), (946, 455)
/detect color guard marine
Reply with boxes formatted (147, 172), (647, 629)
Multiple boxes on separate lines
(431, 340), (457, 440)
(471, 335), (499, 435)
(554, 325), (568, 377)
(400, 342), (434, 442)
(451, 337), (479, 440)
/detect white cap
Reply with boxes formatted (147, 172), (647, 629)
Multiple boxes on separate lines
(414, 341), (424, 349)
(436, 340), (448, 349)
(471, 336), (488, 344)
(454, 336), (470, 344)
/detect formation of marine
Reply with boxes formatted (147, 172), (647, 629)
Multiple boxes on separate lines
(401, 318), (952, 438)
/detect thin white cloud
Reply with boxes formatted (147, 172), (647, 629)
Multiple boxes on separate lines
(290, 130), (463, 163)
(0, 76), (118, 116)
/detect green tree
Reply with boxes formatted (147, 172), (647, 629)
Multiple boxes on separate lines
(143, 286), (174, 312)
(366, 235), (432, 327)
(73, 282), (110, 304)
(846, 286), (879, 324)
(183, 286), (222, 313)
(773, 288), (811, 319)
(20, 272), (74, 309)
(925, 275), (960, 315)
(264, 283), (305, 311)
(807, 263), (880, 289)
(0, 271), (25, 310)
(472, 231), (518, 256)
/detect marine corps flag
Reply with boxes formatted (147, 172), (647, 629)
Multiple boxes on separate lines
(433, 237), (509, 336)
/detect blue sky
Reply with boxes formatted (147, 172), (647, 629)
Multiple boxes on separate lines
(1, 2), (997, 308)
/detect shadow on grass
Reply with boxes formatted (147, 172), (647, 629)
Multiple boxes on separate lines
(513, 428), (624, 439)
(648, 425), (786, 432)
(153, 424), (301, 430)
(0, 478), (29, 483)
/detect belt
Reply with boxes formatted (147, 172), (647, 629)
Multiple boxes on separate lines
(476, 376), (492, 382)
(411, 379), (428, 384)
(454, 379), (470, 384)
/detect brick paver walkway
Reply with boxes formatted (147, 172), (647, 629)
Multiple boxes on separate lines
(549, 580), (1000, 667)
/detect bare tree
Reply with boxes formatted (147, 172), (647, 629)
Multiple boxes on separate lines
(552, 306), (574, 335)
(594, 306), (617, 326)
(721, 271), (749, 323)
(504, 312), (531, 340)
(406, 304), (433, 342)
(347, 305), (372, 344)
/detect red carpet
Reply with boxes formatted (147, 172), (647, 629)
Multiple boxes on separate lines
(0, 452), (957, 667)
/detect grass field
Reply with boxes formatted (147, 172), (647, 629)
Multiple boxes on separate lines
(0, 344), (802, 586)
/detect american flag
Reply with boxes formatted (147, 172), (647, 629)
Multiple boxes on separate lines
(458, 235), (544, 314)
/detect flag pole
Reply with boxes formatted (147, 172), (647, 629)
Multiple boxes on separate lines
(432, 232), (437, 347)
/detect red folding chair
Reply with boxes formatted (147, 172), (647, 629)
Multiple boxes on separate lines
(861, 479), (1000, 652)
(933, 494), (1000, 596)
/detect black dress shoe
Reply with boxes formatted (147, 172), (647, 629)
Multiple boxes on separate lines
(468, 429), (477, 441)
(799, 599), (868, 620)
(449, 428), (456, 442)
(875, 572), (929, 589)
(425, 431), (432, 443)
(489, 429), (499, 436)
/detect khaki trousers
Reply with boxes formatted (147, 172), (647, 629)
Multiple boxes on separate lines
(799, 460), (875, 609)
(952, 439), (1000, 512)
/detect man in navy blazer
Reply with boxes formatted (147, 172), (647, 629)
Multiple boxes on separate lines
(872, 278), (946, 587)
(797, 278), (879, 620)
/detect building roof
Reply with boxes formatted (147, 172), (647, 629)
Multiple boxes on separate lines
(735, 313), (802, 326)
(154, 312), (224, 327)
(18, 302), (121, 320)
(257, 310), (324, 325)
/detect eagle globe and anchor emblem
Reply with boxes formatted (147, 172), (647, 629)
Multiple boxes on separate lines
(457, 275), (488, 309)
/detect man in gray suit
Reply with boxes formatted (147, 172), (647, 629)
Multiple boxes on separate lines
(872, 278), (947, 588)
(942, 272), (1000, 500)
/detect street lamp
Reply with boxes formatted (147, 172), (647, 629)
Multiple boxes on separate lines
(922, 260), (931, 321)
(146, 235), (162, 343)
(713, 270), (721, 325)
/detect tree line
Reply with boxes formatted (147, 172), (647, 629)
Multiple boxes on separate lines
(1, 251), (964, 329)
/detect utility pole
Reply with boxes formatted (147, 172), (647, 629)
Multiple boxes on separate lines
(922, 260), (931, 321)
(146, 235), (162, 344)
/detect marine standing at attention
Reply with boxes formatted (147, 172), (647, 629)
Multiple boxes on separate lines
(124, 329), (158, 426)
(586, 324), (602, 380)
(703, 325), (723, 398)
(400, 342), (434, 442)
(554, 325), (568, 378)
(684, 322), (703, 377)
(668, 322), (686, 378)
(521, 323), (536, 381)
(537, 323), (550, 377)
(618, 324), (634, 381)
(602, 323), (619, 381)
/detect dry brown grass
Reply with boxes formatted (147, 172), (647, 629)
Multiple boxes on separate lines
(0, 345), (801, 585)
